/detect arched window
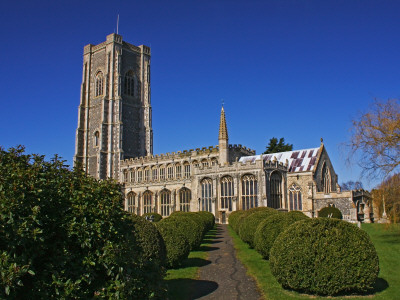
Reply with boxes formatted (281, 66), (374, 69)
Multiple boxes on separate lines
(201, 178), (213, 212)
(123, 171), (128, 183)
(144, 167), (150, 182)
(175, 163), (182, 179)
(159, 166), (165, 180)
(143, 191), (152, 214)
(270, 172), (282, 209)
(201, 159), (208, 168)
(322, 163), (331, 194)
(220, 176), (233, 211)
(152, 167), (158, 181)
(160, 189), (171, 217)
(184, 162), (191, 178)
(124, 70), (135, 96)
(179, 188), (191, 212)
(127, 192), (136, 213)
(137, 168), (143, 183)
(94, 131), (100, 147)
(192, 160), (199, 168)
(242, 174), (258, 210)
(289, 184), (302, 211)
(129, 169), (135, 183)
(211, 158), (218, 166)
(95, 71), (103, 97)
(167, 164), (174, 180)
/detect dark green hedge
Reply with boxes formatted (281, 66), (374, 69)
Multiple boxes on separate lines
(197, 211), (215, 230)
(318, 206), (343, 219)
(142, 212), (163, 222)
(167, 214), (203, 250)
(0, 146), (166, 299)
(238, 208), (279, 248)
(228, 210), (246, 233)
(270, 218), (379, 295)
(254, 211), (308, 259)
(234, 207), (277, 234)
(155, 219), (190, 268)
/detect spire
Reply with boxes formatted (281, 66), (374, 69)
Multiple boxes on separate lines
(219, 106), (228, 140)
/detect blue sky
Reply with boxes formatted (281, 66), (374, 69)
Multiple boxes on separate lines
(1, 0), (399, 190)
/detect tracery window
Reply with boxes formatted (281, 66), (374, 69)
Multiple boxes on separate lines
(242, 174), (258, 210)
(144, 168), (150, 182)
(179, 188), (191, 212)
(192, 160), (199, 168)
(123, 171), (128, 183)
(143, 191), (152, 214)
(127, 192), (136, 213)
(130, 170), (135, 183)
(289, 184), (302, 211)
(270, 172), (282, 209)
(94, 131), (100, 147)
(152, 167), (158, 181)
(201, 159), (208, 168)
(95, 71), (103, 97)
(184, 162), (191, 178)
(175, 164), (182, 179)
(211, 158), (218, 166)
(160, 166), (165, 180)
(220, 176), (233, 211)
(167, 164), (174, 180)
(137, 169), (143, 183)
(200, 178), (213, 212)
(160, 189), (171, 217)
(322, 163), (331, 194)
(124, 70), (135, 96)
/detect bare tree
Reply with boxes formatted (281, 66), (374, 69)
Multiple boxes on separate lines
(349, 99), (400, 178)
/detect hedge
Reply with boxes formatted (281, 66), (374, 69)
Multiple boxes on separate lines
(166, 214), (203, 250)
(270, 218), (379, 295)
(155, 219), (190, 268)
(234, 207), (277, 234)
(142, 212), (163, 222)
(228, 210), (246, 233)
(238, 208), (279, 248)
(254, 211), (308, 259)
(318, 206), (343, 219)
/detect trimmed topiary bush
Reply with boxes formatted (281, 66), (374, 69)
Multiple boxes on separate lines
(142, 212), (163, 222)
(254, 211), (308, 259)
(270, 218), (379, 296)
(238, 208), (279, 248)
(318, 206), (343, 219)
(197, 211), (215, 230)
(228, 210), (246, 233)
(155, 219), (190, 268)
(235, 207), (276, 234)
(167, 214), (203, 250)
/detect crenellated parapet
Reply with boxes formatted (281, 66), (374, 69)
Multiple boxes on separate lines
(229, 144), (256, 155)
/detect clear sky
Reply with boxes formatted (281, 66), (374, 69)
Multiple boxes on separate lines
(1, 0), (399, 190)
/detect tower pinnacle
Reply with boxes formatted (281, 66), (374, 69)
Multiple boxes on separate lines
(219, 106), (228, 140)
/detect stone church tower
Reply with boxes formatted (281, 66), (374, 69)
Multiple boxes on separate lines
(74, 33), (153, 179)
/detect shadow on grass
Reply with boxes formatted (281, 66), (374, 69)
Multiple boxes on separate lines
(197, 245), (220, 252)
(373, 277), (389, 293)
(201, 239), (222, 244)
(378, 234), (400, 244)
(180, 257), (211, 268)
(166, 278), (218, 300)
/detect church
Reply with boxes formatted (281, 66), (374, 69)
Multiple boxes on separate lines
(74, 33), (372, 223)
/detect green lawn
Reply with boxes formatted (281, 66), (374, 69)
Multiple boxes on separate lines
(165, 227), (217, 299)
(229, 223), (400, 300)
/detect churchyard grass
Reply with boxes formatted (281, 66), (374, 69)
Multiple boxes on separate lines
(228, 223), (400, 300)
(165, 226), (217, 299)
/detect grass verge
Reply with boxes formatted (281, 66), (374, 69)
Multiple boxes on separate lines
(165, 226), (217, 299)
(228, 223), (400, 300)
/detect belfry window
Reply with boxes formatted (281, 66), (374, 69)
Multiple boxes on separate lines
(95, 71), (103, 97)
(179, 188), (191, 212)
(220, 176), (233, 211)
(269, 172), (282, 209)
(242, 174), (258, 210)
(127, 192), (136, 213)
(143, 191), (152, 214)
(289, 184), (302, 211)
(124, 70), (135, 96)
(200, 178), (213, 212)
(160, 189), (171, 217)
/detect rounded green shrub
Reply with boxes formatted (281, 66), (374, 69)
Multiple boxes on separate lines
(155, 219), (190, 268)
(142, 212), (163, 222)
(238, 208), (279, 247)
(228, 210), (246, 232)
(197, 211), (215, 230)
(167, 214), (203, 250)
(254, 211), (308, 259)
(318, 206), (343, 219)
(235, 207), (276, 234)
(270, 218), (379, 296)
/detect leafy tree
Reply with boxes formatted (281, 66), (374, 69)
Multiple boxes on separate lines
(263, 137), (293, 154)
(340, 180), (363, 191)
(348, 99), (400, 178)
(371, 173), (400, 223)
(0, 146), (165, 299)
